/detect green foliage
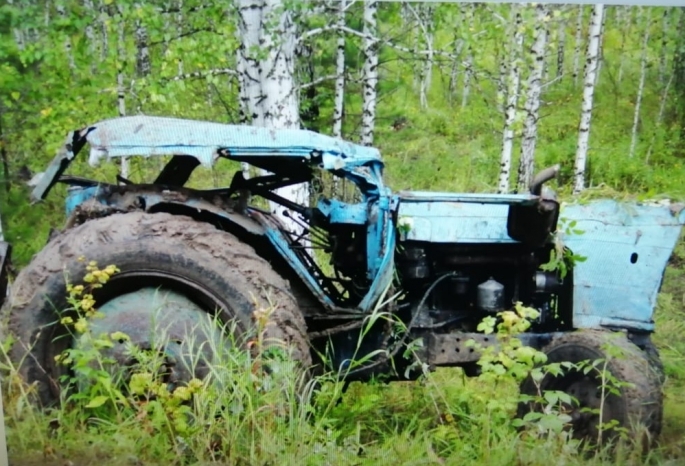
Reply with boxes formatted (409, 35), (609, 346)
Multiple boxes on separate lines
(1, 3), (684, 464)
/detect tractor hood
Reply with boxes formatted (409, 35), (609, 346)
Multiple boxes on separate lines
(397, 193), (685, 332)
(31, 116), (383, 202)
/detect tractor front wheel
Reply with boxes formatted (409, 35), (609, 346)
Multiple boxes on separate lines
(518, 330), (663, 446)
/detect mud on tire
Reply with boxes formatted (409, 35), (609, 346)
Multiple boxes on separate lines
(518, 330), (663, 446)
(2, 212), (311, 406)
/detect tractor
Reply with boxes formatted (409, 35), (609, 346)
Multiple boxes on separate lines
(2, 115), (681, 443)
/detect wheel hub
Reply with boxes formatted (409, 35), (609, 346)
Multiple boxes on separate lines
(74, 287), (226, 391)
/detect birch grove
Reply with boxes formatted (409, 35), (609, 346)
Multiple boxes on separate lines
(517, 3), (549, 193)
(1, 0), (683, 221)
(573, 3), (605, 194)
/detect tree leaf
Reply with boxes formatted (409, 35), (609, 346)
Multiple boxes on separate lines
(85, 395), (109, 408)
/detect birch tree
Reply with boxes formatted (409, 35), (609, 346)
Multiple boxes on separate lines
(99, 0), (109, 61)
(498, 4), (523, 194)
(572, 5), (584, 85)
(461, 3), (475, 109)
(56, 2), (76, 72)
(360, 1), (379, 146)
(237, 0), (307, 235)
(416, 4), (435, 109)
(332, 0), (346, 139)
(116, 6), (129, 179)
(629, 8), (652, 159)
(573, 3), (605, 194)
(617, 6), (632, 84)
(134, 4), (151, 77)
(556, 8), (566, 79)
(658, 9), (671, 85)
(517, 3), (549, 193)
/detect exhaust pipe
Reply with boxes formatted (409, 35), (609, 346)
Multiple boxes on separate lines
(529, 164), (560, 196)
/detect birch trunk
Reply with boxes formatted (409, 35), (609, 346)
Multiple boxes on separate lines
(235, 49), (251, 180)
(237, 0), (308, 238)
(517, 3), (549, 193)
(498, 5), (523, 194)
(176, 0), (184, 76)
(332, 0), (346, 139)
(629, 8), (652, 159)
(595, 5), (607, 85)
(572, 5), (583, 86)
(448, 36), (464, 105)
(556, 11), (566, 79)
(83, 0), (96, 59)
(617, 6), (632, 84)
(116, 10), (129, 179)
(461, 3), (474, 109)
(135, 4), (151, 77)
(573, 4), (605, 194)
(418, 4), (435, 110)
(658, 9), (671, 86)
(360, 1), (379, 146)
(496, 41), (507, 114)
(646, 73), (674, 163)
(7, 0), (26, 51)
(56, 3), (76, 71)
(99, 0), (109, 62)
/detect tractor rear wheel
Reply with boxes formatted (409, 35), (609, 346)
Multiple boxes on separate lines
(3, 212), (311, 406)
(518, 330), (663, 446)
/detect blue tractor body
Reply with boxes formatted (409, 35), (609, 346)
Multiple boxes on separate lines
(5, 115), (679, 440)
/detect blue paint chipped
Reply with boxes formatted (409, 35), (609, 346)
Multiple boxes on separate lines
(561, 200), (685, 332)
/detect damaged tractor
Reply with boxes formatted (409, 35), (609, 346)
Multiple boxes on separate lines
(2, 116), (682, 444)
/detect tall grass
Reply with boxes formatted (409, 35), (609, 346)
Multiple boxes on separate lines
(0, 263), (672, 465)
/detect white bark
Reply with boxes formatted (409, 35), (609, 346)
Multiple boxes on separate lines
(498, 5), (523, 194)
(646, 73), (674, 163)
(448, 37), (464, 105)
(99, 0), (109, 62)
(517, 3), (549, 193)
(6, 0), (25, 51)
(415, 4), (435, 110)
(237, 0), (308, 238)
(360, 1), (379, 146)
(658, 9), (670, 86)
(496, 50), (507, 114)
(332, 0), (346, 139)
(176, 0), (184, 76)
(572, 5), (583, 86)
(235, 49), (251, 180)
(629, 8), (652, 159)
(594, 4), (607, 84)
(135, 4), (151, 77)
(617, 6), (632, 84)
(116, 11), (129, 179)
(573, 4), (605, 195)
(460, 4), (474, 109)
(556, 10), (566, 79)
(81, 0), (97, 59)
(56, 3), (76, 71)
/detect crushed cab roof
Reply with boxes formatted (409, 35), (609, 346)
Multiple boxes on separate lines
(83, 115), (383, 169)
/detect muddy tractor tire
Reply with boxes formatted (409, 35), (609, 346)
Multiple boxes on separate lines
(518, 330), (663, 446)
(3, 212), (311, 406)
